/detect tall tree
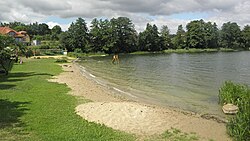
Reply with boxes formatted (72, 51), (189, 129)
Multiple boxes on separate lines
(219, 22), (242, 49)
(186, 20), (206, 49)
(138, 23), (162, 51)
(109, 17), (137, 53)
(67, 18), (89, 52)
(89, 18), (103, 52)
(160, 25), (171, 49)
(242, 25), (250, 50)
(172, 25), (186, 49)
(51, 25), (62, 34)
(204, 22), (219, 48)
(51, 25), (62, 40)
(59, 31), (71, 51)
(38, 23), (51, 35)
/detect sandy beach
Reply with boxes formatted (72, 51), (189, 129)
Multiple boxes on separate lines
(49, 62), (231, 141)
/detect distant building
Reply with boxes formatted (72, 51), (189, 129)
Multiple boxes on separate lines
(32, 40), (41, 46)
(0, 26), (30, 44)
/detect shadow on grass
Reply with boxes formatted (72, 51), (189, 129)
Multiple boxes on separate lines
(0, 99), (30, 129)
(0, 84), (16, 90)
(8, 72), (53, 78)
(0, 72), (53, 90)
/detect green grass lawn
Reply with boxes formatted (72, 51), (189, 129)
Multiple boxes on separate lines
(0, 58), (135, 141)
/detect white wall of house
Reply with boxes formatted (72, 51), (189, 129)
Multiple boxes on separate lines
(32, 40), (41, 46)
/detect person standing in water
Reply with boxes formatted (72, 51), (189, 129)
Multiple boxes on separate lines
(112, 54), (119, 64)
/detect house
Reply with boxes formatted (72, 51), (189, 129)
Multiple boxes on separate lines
(0, 26), (30, 44)
(32, 40), (41, 46)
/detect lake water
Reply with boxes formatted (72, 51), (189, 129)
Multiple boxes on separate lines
(78, 51), (250, 117)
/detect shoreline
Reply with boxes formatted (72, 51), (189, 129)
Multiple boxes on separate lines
(50, 61), (231, 141)
(76, 60), (227, 123)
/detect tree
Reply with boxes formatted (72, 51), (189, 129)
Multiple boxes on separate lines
(242, 25), (250, 50)
(219, 22), (242, 49)
(51, 25), (62, 40)
(138, 23), (162, 51)
(59, 32), (71, 51)
(66, 18), (89, 52)
(0, 35), (15, 75)
(186, 20), (206, 49)
(172, 25), (186, 49)
(160, 25), (172, 49)
(38, 23), (51, 35)
(204, 22), (219, 48)
(109, 17), (137, 53)
(14, 25), (27, 32)
(26, 22), (51, 39)
(89, 18), (103, 52)
(89, 17), (138, 54)
(51, 25), (62, 34)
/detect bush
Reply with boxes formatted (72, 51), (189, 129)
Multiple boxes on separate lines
(55, 59), (67, 63)
(25, 49), (33, 58)
(44, 51), (55, 55)
(219, 81), (250, 141)
(39, 44), (50, 49)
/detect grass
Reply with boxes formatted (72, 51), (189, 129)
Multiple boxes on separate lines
(129, 51), (155, 55)
(67, 52), (107, 58)
(163, 48), (234, 54)
(130, 48), (236, 55)
(219, 81), (250, 141)
(0, 58), (207, 141)
(0, 58), (135, 141)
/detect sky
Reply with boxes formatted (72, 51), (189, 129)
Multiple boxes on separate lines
(0, 0), (250, 33)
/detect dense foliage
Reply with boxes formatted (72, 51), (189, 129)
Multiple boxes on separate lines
(62, 18), (250, 54)
(1, 18), (250, 54)
(219, 81), (250, 141)
(0, 35), (16, 75)
(0, 34), (33, 75)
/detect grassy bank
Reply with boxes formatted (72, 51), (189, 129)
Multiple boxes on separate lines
(219, 81), (250, 141)
(0, 58), (134, 141)
(67, 52), (108, 58)
(130, 48), (236, 55)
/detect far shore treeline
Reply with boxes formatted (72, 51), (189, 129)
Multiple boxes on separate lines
(1, 17), (250, 54)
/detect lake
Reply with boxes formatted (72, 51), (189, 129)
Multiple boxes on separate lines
(78, 51), (250, 117)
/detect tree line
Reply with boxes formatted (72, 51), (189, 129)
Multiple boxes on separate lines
(0, 22), (62, 41)
(1, 17), (250, 54)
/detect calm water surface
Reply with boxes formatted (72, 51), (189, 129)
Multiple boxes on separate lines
(79, 52), (250, 116)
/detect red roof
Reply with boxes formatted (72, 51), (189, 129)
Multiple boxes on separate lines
(0, 27), (27, 38)
(0, 26), (17, 35)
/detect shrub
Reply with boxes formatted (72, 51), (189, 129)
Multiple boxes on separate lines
(219, 81), (250, 141)
(55, 59), (67, 63)
(44, 51), (55, 55)
(39, 44), (50, 49)
(25, 49), (33, 58)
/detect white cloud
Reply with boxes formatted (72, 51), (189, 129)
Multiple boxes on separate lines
(46, 22), (70, 31)
(0, 0), (249, 33)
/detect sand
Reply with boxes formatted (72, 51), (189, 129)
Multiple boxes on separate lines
(49, 62), (231, 141)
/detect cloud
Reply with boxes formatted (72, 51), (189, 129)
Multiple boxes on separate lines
(46, 22), (70, 31)
(0, 0), (249, 33)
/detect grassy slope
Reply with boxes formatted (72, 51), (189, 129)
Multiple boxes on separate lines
(0, 58), (134, 141)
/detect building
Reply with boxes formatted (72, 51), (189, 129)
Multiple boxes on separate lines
(32, 40), (41, 46)
(0, 26), (30, 44)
